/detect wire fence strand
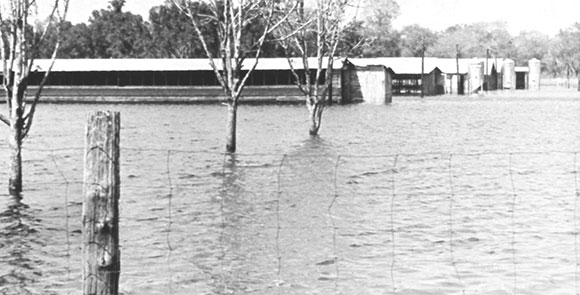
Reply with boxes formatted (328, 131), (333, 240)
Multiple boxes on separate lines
(575, 152), (579, 295)
(448, 154), (466, 295)
(509, 153), (518, 295)
(390, 155), (398, 294)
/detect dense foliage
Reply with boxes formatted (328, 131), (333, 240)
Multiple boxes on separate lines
(38, 0), (580, 77)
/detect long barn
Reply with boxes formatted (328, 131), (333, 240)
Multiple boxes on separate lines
(1, 57), (539, 104)
(22, 58), (344, 103)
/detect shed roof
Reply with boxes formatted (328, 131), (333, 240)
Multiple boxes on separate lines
(515, 66), (529, 72)
(347, 57), (508, 75)
(347, 57), (439, 75)
(31, 57), (345, 72)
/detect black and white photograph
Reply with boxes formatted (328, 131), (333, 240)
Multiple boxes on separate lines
(1, 0), (580, 294)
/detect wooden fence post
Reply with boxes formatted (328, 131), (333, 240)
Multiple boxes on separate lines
(82, 111), (121, 295)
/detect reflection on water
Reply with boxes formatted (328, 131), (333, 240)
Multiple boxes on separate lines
(1, 92), (580, 294)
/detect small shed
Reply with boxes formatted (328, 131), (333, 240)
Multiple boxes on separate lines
(422, 67), (445, 96)
(468, 62), (484, 94)
(484, 63), (500, 91)
(341, 60), (394, 104)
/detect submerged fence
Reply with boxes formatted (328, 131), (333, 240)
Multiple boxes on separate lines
(1, 135), (580, 294)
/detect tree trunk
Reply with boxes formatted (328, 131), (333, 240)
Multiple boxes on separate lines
(226, 101), (237, 153)
(567, 67), (570, 88)
(8, 105), (23, 198)
(309, 102), (323, 136)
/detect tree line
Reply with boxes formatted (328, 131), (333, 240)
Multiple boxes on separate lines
(34, 0), (580, 78)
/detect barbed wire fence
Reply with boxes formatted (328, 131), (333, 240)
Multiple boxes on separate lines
(1, 146), (580, 294)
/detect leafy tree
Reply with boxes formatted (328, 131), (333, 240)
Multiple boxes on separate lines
(149, 1), (285, 59)
(511, 31), (548, 62)
(552, 23), (580, 90)
(58, 22), (93, 58)
(88, 0), (152, 58)
(544, 37), (567, 78)
(336, 20), (367, 57)
(149, 2), (213, 58)
(359, 0), (399, 28)
(400, 24), (437, 57)
(37, 21), (93, 58)
(356, 0), (400, 57)
(431, 22), (515, 58)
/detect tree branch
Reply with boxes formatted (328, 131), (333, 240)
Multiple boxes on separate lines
(235, 0), (280, 99)
(29, 0), (60, 58)
(173, 0), (228, 94)
(0, 113), (9, 126)
(23, 0), (70, 139)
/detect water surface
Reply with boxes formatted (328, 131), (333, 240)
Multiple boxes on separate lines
(1, 90), (580, 294)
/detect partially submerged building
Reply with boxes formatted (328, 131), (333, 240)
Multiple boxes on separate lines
(7, 56), (540, 104)
(22, 58), (345, 103)
(502, 58), (542, 90)
(346, 57), (445, 96)
(341, 61), (394, 104)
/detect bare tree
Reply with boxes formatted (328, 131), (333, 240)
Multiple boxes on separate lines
(0, 0), (70, 198)
(173, 0), (295, 152)
(276, 0), (350, 135)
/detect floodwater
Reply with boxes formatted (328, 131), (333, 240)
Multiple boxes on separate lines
(1, 89), (580, 294)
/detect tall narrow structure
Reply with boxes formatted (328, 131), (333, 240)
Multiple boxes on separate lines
(502, 59), (516, 90)
(528, 58), (541, 90)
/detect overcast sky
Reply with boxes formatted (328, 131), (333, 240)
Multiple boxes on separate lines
(57, 0), (580, 36)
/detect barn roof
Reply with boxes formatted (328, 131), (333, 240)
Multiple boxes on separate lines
(29, 57), (517, 75)
(30, 57), (345, 72)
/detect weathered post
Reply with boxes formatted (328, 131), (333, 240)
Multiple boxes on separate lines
(82, 111), (121, 295)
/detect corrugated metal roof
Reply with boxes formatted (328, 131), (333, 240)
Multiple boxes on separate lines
(31, 57), (345, 72)
(30, 57), (519, 75)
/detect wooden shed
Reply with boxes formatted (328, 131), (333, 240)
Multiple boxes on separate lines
(341, 60), (393, 104)
(484, 63), (500, 91)
(422, 67), (445, 96)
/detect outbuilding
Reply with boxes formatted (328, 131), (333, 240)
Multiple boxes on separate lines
(341, 60), (394, 104)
